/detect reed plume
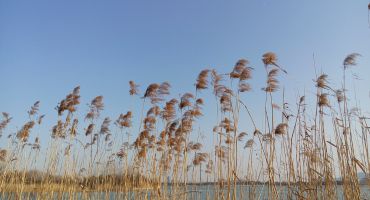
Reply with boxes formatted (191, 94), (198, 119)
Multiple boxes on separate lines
(144, 82), (170, 103)
(262, 52), (287, 74)
(57, 86), (80, 115)
(230, 59), (248, 79)
(0, 112), (12, 137)
(99, 117), (111, 135)
(52, 120), (64, 138)
(196, 69), (210, 91)
(129, 80), (139, 96)
(343, 53), (361, 69)
(0, 149), (6, 161)
(318, 93), (330, 107)
(28, 101), (40, 117)
(179, 93), (194, 110)
(244, 139), (254, 148)
(16, 121), (35, 142)
(263, 68), (279, 92)
(85, 124), (95, 136)
(85, 96), (104, 120)
(193, 153), (208, 166)
(37, 114), (45, 125)
(316, 74), (329, 89)
(274, 123), (288, 135)
(70, 119), (78, 136)
(237, 132), (247, 141)
(116, 111), (132, 128)
(161, 99), (178, 121)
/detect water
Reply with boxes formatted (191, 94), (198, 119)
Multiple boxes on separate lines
(1, 184), (369, 199)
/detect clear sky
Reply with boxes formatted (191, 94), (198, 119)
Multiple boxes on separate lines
(1, 0), (370, 156)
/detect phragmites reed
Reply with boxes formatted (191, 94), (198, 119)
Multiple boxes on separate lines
(16, 121), (35, 142)
(0, 112), (12, 137)
(64, 144), (71, 156)
(85, 123), (95, 136)
(211, 70), (223, 95)
(161, 99), (178, 121)
(158, 82), (171, 96)
(91, 96), (104, 111)
(263, 68), (279, 92)
(116, 111), (132, 128)
(318, 93), (330, 107)
(129, 80), (139, 96)
(262, 133), (274, 143)
(37, 114), (45, 125)
(274, 123), (288, 135)
(237, 132), (247, 141)
(147, 106), (160, 116)
(335, 89), (344, 103)
(144, 83), (160, 99)
(253, 129), (262, 136)
(196, 69), (210, 91)
(240, 65), (253, 81)
(57, 86), (80, 115)
(230, 59), (254, 95)
(116, 148), (127, 159)
(262, 52), (277, 66)
(187, 142), (203, 151)
(85, 96), (104, 120)
(144, 82), (171, 103)
(262, 52), (287, 74)
(205, 159), (213, 174)
(32, 137), (40, 150)
(70, 119), (78, 136)
(1, 53), (370, 199)
(99, 117), (111, 135)
(138, 147), (147, 159)
(230, 59), (248, 79)
(28, 101), (40, 117)
(192, 105), (203, 118)
(221, 117), (234, 133)
(0, 149), (6, 161)
(352, 157), (367, 174)
(51, 120), (63, 138)
(144, 107), (158, 131)
(196, 98), (204, 105)
(215, 145), (228, 162)
(316, 74), (329, 89)
(244, 139), (254, 148)
(179, 93), (194, 109)
(239, 82), (251, 92)
(193, 153), (208, 165)
(343, 53), (361, 69)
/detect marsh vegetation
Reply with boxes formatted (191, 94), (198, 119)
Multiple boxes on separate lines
(0, 53), (369, 199)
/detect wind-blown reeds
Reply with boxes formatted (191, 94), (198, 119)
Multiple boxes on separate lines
(0, 53), (369, 200)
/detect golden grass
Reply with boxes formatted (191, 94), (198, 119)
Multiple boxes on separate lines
(0, 52), (369, 199)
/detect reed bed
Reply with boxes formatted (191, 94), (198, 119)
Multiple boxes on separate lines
(0, 53), (369, 200)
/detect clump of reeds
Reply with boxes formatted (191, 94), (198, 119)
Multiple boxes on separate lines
(0, 52), (369, 200)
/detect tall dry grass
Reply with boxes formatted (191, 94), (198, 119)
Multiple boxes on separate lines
(0, 53), (369, 200)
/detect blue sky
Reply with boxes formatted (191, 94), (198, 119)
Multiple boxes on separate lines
(1, 0), (370, 154)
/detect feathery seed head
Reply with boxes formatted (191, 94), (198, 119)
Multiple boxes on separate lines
(343, 53), (361, 69)
(262, 52), (277, 66)
(316, 74), (328, 89)
(274, 123), (288, 135)
(129, 81), (139, 96)
(196, 69), (210, 90)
